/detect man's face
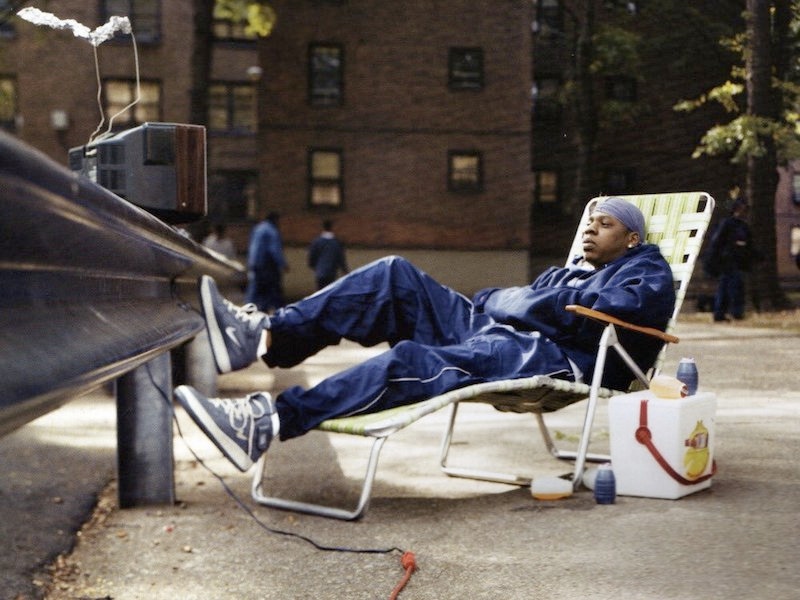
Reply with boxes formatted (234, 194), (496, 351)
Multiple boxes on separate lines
(581, 210), (639, 267)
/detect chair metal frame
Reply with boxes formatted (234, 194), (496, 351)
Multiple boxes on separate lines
(439, 306), (676, 488)
(252, 192), (715, 520)
(440, 192), (714, 488)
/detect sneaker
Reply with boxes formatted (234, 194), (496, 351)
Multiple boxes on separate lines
(200, 275), (268, 373)
(175, 385), (276, 472)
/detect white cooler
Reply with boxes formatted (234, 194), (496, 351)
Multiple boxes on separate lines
(608, 391), (716, 499)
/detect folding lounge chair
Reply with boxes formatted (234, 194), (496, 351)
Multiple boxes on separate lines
(252, 192), (715, 520)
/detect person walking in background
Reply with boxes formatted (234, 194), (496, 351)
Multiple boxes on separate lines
(202, 223), (237, 261)
(704, 198), (759, 322)
(307, 219), (349, 290)
(245, 211), (288, 313)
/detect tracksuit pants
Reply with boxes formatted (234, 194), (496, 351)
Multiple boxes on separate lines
(265, 256), (573, 439)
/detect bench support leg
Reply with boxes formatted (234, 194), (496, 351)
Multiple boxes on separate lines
(116, 352), (175, 507)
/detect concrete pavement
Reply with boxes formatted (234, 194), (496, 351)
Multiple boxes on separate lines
(7, 316), (799, 599)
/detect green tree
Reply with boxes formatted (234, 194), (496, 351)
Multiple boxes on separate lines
(558, 1), (635, 215)
(675, 0), (797, 310)
(557, 1), (738, 216)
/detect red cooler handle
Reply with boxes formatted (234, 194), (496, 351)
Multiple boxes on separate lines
(635, 400), (716, 486)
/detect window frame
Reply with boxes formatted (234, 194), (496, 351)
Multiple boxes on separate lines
(308, 43), (344, 107)
(532, 75), (562, 121)
(532, 169), (560, 207)
(212, 18), (258, 44)
(308, 147), (344, 208)
(208, 169), (260, 221)
(0, 75), (17, 132)
(790, 224), (800, 259)
(100, 0), (161, 44)
(535, 0), (564, 33)
(447, 149), (484, 193)
(208, 81), (257, 135)
(791, 171), (800, 206)
(102, 77), (162, 130)
(0, 0), (16, 39)
(448, 47), (484, 91)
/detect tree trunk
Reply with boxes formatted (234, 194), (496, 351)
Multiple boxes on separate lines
(569, 1), (597, 217)
(185, 0), (216, 240)
(744, 0), (792, 311)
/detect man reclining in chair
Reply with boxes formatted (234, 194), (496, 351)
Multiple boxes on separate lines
(176, 197), (675, 472)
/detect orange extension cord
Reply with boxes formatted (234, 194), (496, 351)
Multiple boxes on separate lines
(389, 551), (417, 599)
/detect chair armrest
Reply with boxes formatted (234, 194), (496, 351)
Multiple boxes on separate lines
(565, 305), (679, 344)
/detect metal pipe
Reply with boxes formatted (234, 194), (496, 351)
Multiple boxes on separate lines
(117, 353), (175, 507)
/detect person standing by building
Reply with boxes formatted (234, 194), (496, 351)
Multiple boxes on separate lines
(705, 198), (759, 321)
(245, 211), (288, 313)
(307, 219), (349, 289)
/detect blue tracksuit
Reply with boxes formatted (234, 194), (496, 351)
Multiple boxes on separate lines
(245, 219), (287, 312)
(266, 249), (674, 439)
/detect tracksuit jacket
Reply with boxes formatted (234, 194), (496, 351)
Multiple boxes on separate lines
(265, 247), (675, 439)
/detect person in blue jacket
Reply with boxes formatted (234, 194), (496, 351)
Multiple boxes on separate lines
(704, 198), (759, 321)
(176, 198), (675, 472)
(244, 211), (288, 312)
(307, 219), (349, 289)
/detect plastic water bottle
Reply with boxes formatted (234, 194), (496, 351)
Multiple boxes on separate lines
(676, 357), (699, 396)
(594, 463), (616, 504)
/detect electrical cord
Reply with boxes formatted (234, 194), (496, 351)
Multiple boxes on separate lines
(389, 552), (418, 600)
(143, 362), (418, 595)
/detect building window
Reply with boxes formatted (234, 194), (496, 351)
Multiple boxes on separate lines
(605, 168), (636, 195)
(213, 18), (257, 43)
(449, 47), (483, 90)
(535, 0), (563, 34)
(0, 0), (16, 38)
(448, 150), (483, 193)
(209, 83), (256, 134)
(532, 76), (562, 121)
(533, 169), (559, 205)
(605, 76), (637, 102)
(0, 76), (17, 132)
(792, 172), (800, 206)
(101, 0), (161, 43)
(791, 225), (800, 259)
(208, 170), (259, 221)
(103, 79), (161, 129)
(309, 44), (343, 107)
(308, 148), (343, 207)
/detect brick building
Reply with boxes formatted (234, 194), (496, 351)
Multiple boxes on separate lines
(257, 0), (534, 251)
(2, 1), (798, 286)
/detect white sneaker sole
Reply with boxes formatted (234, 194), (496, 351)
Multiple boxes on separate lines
(175, 386), (253, 472)
(200, 276), (233, 373)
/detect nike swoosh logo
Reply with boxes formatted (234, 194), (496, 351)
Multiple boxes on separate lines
(225, 326), (243, 348)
